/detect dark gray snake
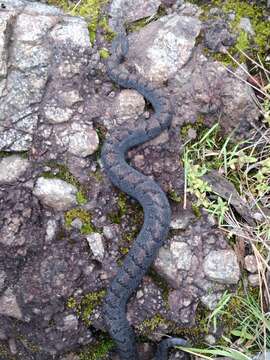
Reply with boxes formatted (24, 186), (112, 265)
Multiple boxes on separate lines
(101, 33), (187, 359)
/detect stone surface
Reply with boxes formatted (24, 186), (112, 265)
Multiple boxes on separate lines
(86, 233), (105, 261)
(113, 89), (145, 122)
(248, 274), (260, 287)
(33, 177), (78, 211)
(203, 250), (240, 284)
(127, 14), (201, 83)
(0, 288), (22, 320)
(244, 255), (258, 273)
(0, 155), (30, 184)
(109, 0), (161, 32)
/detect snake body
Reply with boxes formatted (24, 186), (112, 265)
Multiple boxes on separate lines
(101, 33), (187, 359)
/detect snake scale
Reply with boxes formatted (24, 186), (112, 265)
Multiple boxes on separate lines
(101, 33), (187, 359)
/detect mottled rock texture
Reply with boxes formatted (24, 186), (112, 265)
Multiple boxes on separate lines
(0, 0), (260, 358)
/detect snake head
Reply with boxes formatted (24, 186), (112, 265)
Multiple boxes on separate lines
(111, 33), (129, 60)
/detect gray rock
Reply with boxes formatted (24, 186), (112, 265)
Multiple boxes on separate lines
(44, 105), (74, 124)
(204, 19), (235, 52)
(62, 314), (79, 331)
(155, 241), (193, 287)
(203, 250), (240, 284)
(244, 255), (257, 273)
(239, 17), (254, 36)
(0, 155), (30, 183)
(0, 0), (92, 154)
(201, 291), (223, 310)
(248, 274), (260, 287)
(178, 2), (202, 17)
(170, 210), (194, 230)
(0, 288), (22, 320)
(33, 177), (78, 211)
(58, 122), (99, 157)
(86, 233), (105, 261)
(109, 0), (161, 32)
(50, 17), (90, 48)
(0, 270), (7, 291)
(71, 218), (83, 230)
(113, 89), (145, 122)
(204, 334), (216, 345)
(45, 219), (58, 242)
(127, 14), (201, 83)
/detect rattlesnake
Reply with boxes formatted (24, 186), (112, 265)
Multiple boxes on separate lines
(101, 33), (187, 359)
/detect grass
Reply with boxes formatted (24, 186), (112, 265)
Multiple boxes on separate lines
(179, 53), (270, 358)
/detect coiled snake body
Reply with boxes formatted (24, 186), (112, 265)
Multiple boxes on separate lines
(101, 33), (187, 359)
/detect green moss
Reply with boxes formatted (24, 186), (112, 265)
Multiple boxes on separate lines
(168, 189), (182, 203)
(67, 296), (77, 309)
(108, 193), (128, 224)
(99, 17), (116, 42)
(79, 337), (114, 360)
(76, 191), (88, 205)
(217, 0), (269, 56)
(65, 208), (95, 234)
(67, 290), (106, 326)
(138, 314), (168, 334)
(99, 48), (110, 59)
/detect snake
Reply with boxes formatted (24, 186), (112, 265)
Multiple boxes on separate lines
(101, 33), (188, 359)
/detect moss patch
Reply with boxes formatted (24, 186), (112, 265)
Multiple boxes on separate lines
(65, 208), (95, 234)
(67, 290), (106, 326)
(78, 336), (114, 360)
(209, 0), (269, 64)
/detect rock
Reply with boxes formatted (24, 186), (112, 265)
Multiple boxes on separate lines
(0, 155), (30, 184)
(239, 17), (254, 36)
(155, 241), (193, 286)
(44, 105), (74, 124)
(244, 255), (257, 273)
(170, 210), (194, 230)
(86, 233), (105, 261)
(203, 250), (240, 284)
(71, 218), (83, 230)
(0, 288), (22, 320)
(113, 89), (145, 122)
(0, 270), (7, 291)
(58, 122), (99, 158)
(204, 19), (235, 52)
(109, 0), (161, 32)
(33, 177), (78, 211)
(0, 0), (92, 155)
(201, 291), (223, 310)
(8, 338), (17, 355)
(178, 2), (202, 17)
(45, 219), (58, 242)
(127, 14), (201, 83)
(205, 334), (216, 345)
(248, 274), (260, 287)
(62, 315), (79, 331)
